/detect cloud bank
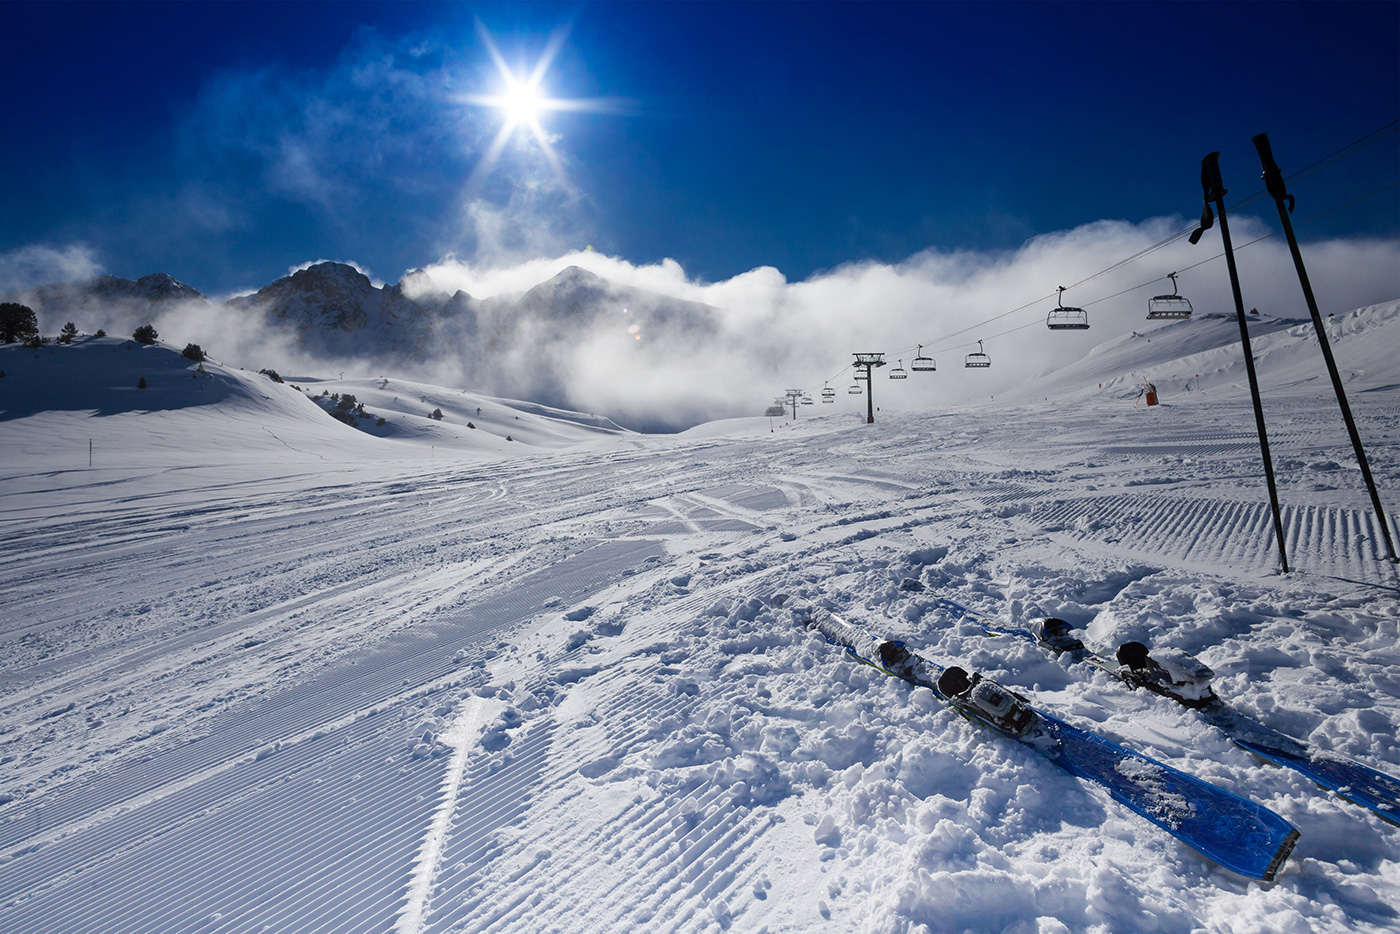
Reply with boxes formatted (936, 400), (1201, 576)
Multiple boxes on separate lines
(26, 215), (1378, 432)
(401, 216), (1398, 425)
(0, 244), (103, 294)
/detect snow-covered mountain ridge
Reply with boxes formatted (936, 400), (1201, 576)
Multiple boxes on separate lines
(8, 260), (718, 367)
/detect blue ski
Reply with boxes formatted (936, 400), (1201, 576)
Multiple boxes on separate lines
(937, 597), (1400, 827)
(786, 599), (1300, 882)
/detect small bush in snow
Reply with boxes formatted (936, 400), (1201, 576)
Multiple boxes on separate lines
(137, 376), (147, 389)
(132, 324), (158, 345)
(376, 417), (386, 426)
(467, 422), (475, 429)
(95, 328), (106, 338)
(59, 322), (78, 344)
(23, 334), (45, 349)
(431, 408), (443, 420)
(181, 343), (205, 362)
(259, 369), (283, 383)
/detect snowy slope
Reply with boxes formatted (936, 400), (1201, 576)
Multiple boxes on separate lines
(1008, 299), (1400, 402)
(0, 337), (632, 465)
(1, 306), (1398, 933)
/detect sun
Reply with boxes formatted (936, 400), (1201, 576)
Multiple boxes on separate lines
(460, 22), (629, 190)
(499, 77), (546, 129)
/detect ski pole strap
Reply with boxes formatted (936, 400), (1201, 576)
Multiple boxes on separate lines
(1188, 152), (1226, 244)
(1251, 133), (1295, 213)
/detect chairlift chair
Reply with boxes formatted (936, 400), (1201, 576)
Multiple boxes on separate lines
(911, 344), (936, 372)
(847, 383), (863, 394)
(821, 382), (836, 402)
(889, 359), (907, 379)
(800, 394), (814, 405)
(854, 369), (868, 381)
(1047, 286), (1089, 330)
(1147, 272), (1193, 320)
(965, 339), (991, 369)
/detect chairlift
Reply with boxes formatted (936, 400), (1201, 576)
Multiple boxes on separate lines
(911, 344), (936, 372)
(854, 368), (868, 381)
(800, 394), (815, 405)
(965, 339), (991, 369)
(1147, 272), (1193, 320)
(847, 383), (863, 394)
(889, 359), (907, 379)
(1046, 286), (1089, 330)
(821, 382), (836, 402)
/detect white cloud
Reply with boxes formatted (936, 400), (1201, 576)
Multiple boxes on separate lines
(15, 218), (1393, 433)
(412, 216), (1400, 426)
(0, 244), (103, 294)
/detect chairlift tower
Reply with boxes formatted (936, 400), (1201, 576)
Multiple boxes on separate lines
(783, 389), (806, 419)
(852, 353), (886, 423)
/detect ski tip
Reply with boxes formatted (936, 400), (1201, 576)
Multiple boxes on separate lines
(1262, 827), (1301, 883)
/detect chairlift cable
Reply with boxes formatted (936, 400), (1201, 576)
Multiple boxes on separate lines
(817, 122), (1398, 382)
(1043, 120), (1398, 298)
(1075, 182), (1397, 310)
(1282, 119), (1399, 185)
(906, 174), (1395, 356)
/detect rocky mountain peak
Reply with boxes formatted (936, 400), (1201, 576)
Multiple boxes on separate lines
(285, 262), (372, 291)
(134, 273), (205, 303)
(519, 266), (616, 321)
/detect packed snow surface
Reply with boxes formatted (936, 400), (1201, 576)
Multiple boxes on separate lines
(2, 304), (1399, 933)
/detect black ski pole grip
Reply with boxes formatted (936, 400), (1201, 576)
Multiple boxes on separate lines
(1200, 151), (1226, 201)
(1189, 152), (1224, 244)
(1252, 132), (1295, 212)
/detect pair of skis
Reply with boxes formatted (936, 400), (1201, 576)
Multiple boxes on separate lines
(935, 597), (1400, 828)
(782, 597), (1300, 882)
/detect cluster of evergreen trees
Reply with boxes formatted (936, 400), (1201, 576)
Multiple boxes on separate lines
(0, 304), (165, 350)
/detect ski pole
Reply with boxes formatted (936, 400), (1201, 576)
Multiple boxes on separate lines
(1189, 151), (1289, 573)
(1252, 132), (1398, 564)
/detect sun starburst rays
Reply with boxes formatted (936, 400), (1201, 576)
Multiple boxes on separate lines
(463, 23), (579, 191)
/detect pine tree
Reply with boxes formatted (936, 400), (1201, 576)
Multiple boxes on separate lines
(0, 303), (38, 343)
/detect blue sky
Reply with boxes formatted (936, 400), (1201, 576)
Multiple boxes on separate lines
(1, 0), (1396, 296)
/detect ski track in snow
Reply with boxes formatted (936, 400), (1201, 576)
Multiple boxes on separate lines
(397, 694), (502, 934)
(3, 322), (1400, 932)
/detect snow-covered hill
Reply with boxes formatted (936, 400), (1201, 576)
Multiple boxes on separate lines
(1, 301), (1398, 933)
(0, 337), (633, 467)
(1005, 299), (1400, 403)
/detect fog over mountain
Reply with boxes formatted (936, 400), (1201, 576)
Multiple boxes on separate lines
(7, 218), (1398, 431)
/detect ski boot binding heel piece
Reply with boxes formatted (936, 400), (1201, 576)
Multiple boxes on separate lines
(938, 666), (1037, 737)
(1116, 641), (1218, 708)
(1033, 617), (1085, 653)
